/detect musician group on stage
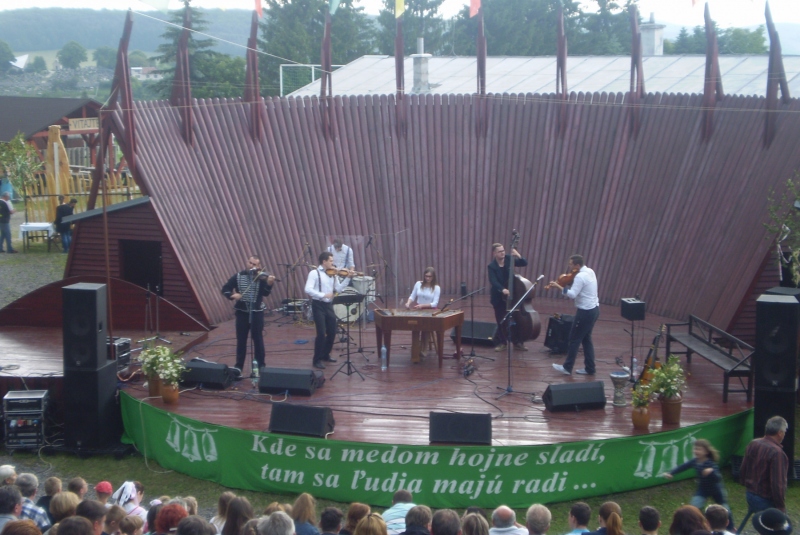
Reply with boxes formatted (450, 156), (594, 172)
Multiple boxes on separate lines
(221, 236), (600, 378)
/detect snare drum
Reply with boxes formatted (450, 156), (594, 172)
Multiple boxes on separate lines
(334, 287), (363, 322)
(352, 275), (376, 303)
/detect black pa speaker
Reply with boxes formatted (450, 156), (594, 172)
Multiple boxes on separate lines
(543, 382), (607, 412)
(765, 287), (800, 301)
(63, 283), (108, 370)
(269, 403), (334, 437)
(451, 321), (497, 346)
(259, 367), (320, 396)
(754, 388), (796, 475)
(63, 360), (121, 448)
(755, 295), (800, 390)
(181, 360), (233, 389)
(621, 298), (646, 321)
(544, 315), (573, 353)
(429, 412), (492, 445)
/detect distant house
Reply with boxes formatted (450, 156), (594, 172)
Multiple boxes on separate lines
(130, 66), (162, 80)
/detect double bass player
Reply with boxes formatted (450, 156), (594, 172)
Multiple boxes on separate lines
(488, 242), (529, 352)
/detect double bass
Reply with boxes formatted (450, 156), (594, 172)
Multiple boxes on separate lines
(506, 231), (542, 341)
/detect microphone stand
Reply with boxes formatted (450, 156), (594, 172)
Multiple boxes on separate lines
(496, 278), (540, 400)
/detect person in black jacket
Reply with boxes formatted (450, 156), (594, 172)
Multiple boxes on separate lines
(487, 243), (528, 352)
(221, 255), (275, 378)
(54, 197), (78, 253)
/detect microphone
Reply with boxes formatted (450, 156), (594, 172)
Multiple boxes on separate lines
(460, 282), (467, 297)
(366, 235), (373, 249)
(536, 274), (545, 282)
(306, 243), (313, 257)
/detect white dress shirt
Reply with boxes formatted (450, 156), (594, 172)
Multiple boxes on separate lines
(327, 244), (354, 269)
(305, 266), (351, 302)
(408, 282), (440, 307)
(563, 266), (599, 310)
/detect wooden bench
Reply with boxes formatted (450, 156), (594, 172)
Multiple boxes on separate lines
(665, 315), (753, 403)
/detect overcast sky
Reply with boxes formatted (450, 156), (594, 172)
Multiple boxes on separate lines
(1, 0), (798, 27)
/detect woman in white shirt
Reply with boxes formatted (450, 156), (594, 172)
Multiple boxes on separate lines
(405, 267), (441, 362)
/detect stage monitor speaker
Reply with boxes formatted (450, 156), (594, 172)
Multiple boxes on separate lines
(543, 382), (607, 412)
(451, 321), (497, 346)
(269, 403), (334, 437)
(754, 388), (796, 475)
(63, 283), (108, 371)
(429, 412), (492, 445)
(259, 367), (319, 396)
(765, 287), (800, 302)
(755, 294), (800, 390)
(63, 360), (121, 449)
(181, 360), (233, 389)
(621, 298), (646, 321)
(544, 315), (573, 353)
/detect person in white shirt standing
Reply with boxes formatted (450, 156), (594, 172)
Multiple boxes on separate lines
(405, 267), (441, 362)
(549, 254), (600, 376)
(305, 251), (353, 370)
(327, 238), (355, 270)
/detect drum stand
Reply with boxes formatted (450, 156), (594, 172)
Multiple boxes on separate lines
(331, 293), (366, 380)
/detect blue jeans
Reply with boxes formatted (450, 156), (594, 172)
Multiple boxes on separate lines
(563, 306), (600, 373)
(60, 230), (72, 253)
(737, 492), (776, 533)
(0, 222), (12, 252)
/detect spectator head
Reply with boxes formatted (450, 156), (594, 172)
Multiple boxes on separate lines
(292, 493), (317, 525)
(431, 510), (461, 535)
(69, 199), (78, 206)
(58, 195), (65, 203)
(67, 479), (88, 499)
(0, 486), (23, 516)
(221, 497), (253, 535)
(354, 515), (388, 535)
(569, 503), (591, 529)
(2, 520), (41, 535)
(692, 440), (719, 463)
(391, 490), (413, 506)
(216, 492), (236, 519)
(119, 515), (144, 535)
(147, 504), (163, 534)
(57, 517), (95, 535)
(156, 504), (190, 535)
(242, 519), (261, 535)
(258, 511), (294, 535)
(111, 482), (143, 508)
(764, 417), (789, 439)
(343, 504), (371, 534)
(320, 507), (344, 533)
(76, 500), (107, 535)
(0, 466), (17, 487)
(44, 478), (62, 497)
(526, 505), (551, 535)
(263, 503), (287, 516)
(639, 507), (661, 534)
(461, 514), (488, 535)
(491, 507), (516, 529)
(104, 505), (127, 535)
(176, 516), (216, 535)
(669, 506), (710, 535)
(752, 509), (792, 535)
(94, 482), (113, 503)
(462, 509), (486, 522)
(50, 492), (81, 523)
(702, 506), (728, 532)
(15, 473), (39, 498)
(1, 192), (10, 201)
(183, 497), (198, 517)
(598, 502), (623, 535)
(406, 506), (432, 530)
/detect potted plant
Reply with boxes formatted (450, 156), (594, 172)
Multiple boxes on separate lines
(138, 345), (186, 403)
(650, 355), (687, 425)
(631, 383), (653, 430)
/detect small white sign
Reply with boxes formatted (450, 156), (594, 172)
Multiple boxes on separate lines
(68, 118), (99, 131)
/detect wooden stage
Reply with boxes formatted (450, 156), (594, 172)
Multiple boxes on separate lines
(0, 294), (752, 447)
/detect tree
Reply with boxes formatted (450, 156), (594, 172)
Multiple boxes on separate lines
(0, 133), (43, 195)
(718, 26), (767, 54)
(128, 50), (151, 68)
(57, 41), (88, 69)
(375, 0), (446, 56)
(25, 56), (48, 73)
(665, 26), (705, 54)
(93, 45), (117, 70)
(258, 0), (375, 96)
(0, 40), (14, 74)
(191, 51), (246, 98)
(570, 0), (631, 55)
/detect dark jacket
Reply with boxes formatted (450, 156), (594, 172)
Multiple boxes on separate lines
(54, 203), (74, 233)
(488, 255), (528, 306)
(221, 270), (273, 313)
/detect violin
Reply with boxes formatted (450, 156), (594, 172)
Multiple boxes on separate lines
(252, 269), (280, 282)
(325, 268), (362, 278)
(545, 266), (579, 290)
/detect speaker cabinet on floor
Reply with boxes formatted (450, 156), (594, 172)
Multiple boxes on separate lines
(259, 368), (318, 396)
(754, 388), (796, 473)
(429, 412), (492, 445)
(62, 283), (107, 370)
(181, 360), (233, 389)
(543, 382), (607, 412)
(451, 321), (497, 346)
(269, 404), (334, 437)
(63, 360), (121, 449)
(544, 315), (573, 353)
(755, 295), (800, 390)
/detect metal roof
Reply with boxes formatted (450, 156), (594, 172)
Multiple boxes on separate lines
(63, 196), (150, 224)
(0, 96), (102, 142)
(289, 54), (800, 98)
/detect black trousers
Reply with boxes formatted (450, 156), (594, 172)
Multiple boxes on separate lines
(311, 300), (337, 363)
(234, 309), (265, 370)
(492, 300), (522, 345)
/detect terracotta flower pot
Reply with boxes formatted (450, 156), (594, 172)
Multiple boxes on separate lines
(632, 406), (651, 430)
(161, 384), (180, 404)
(147, 374), (162, 397)
(660, 395), (683, 425)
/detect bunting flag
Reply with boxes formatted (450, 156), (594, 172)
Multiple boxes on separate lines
(396, 0), (404, 18)
(330, 0), (340, 15)
(470, 0), (480, 17)
(255, 0), (262, 17)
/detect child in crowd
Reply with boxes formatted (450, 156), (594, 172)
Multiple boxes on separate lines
(120, 516), (144, 535)
(95, 482), (113, 507)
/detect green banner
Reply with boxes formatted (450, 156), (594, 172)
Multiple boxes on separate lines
(120, 393), (753, 508)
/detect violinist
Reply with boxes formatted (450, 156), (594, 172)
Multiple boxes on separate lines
(305, 251), (354, 370)
(221, 255), (276, 378)
(548, 255), (600, 376)
(488, 243), (529, 352)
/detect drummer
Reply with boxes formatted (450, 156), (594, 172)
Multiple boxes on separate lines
(405, 267), (441, 362)
(327, 238), (355, 271)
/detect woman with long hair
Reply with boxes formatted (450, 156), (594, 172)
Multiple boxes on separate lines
(340, 504), (370, 535)
(221, 498), (253, 535)
(405, 267), (441, 361)
(668, 507), (710, 535)
(112, 482), (148, 525)
(461, 514), (490, 535)
(353, 515), (387, 535)
(594, 502), (624, 535)
(210, 493), (236, 535)
(292, 494), (320, 535)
